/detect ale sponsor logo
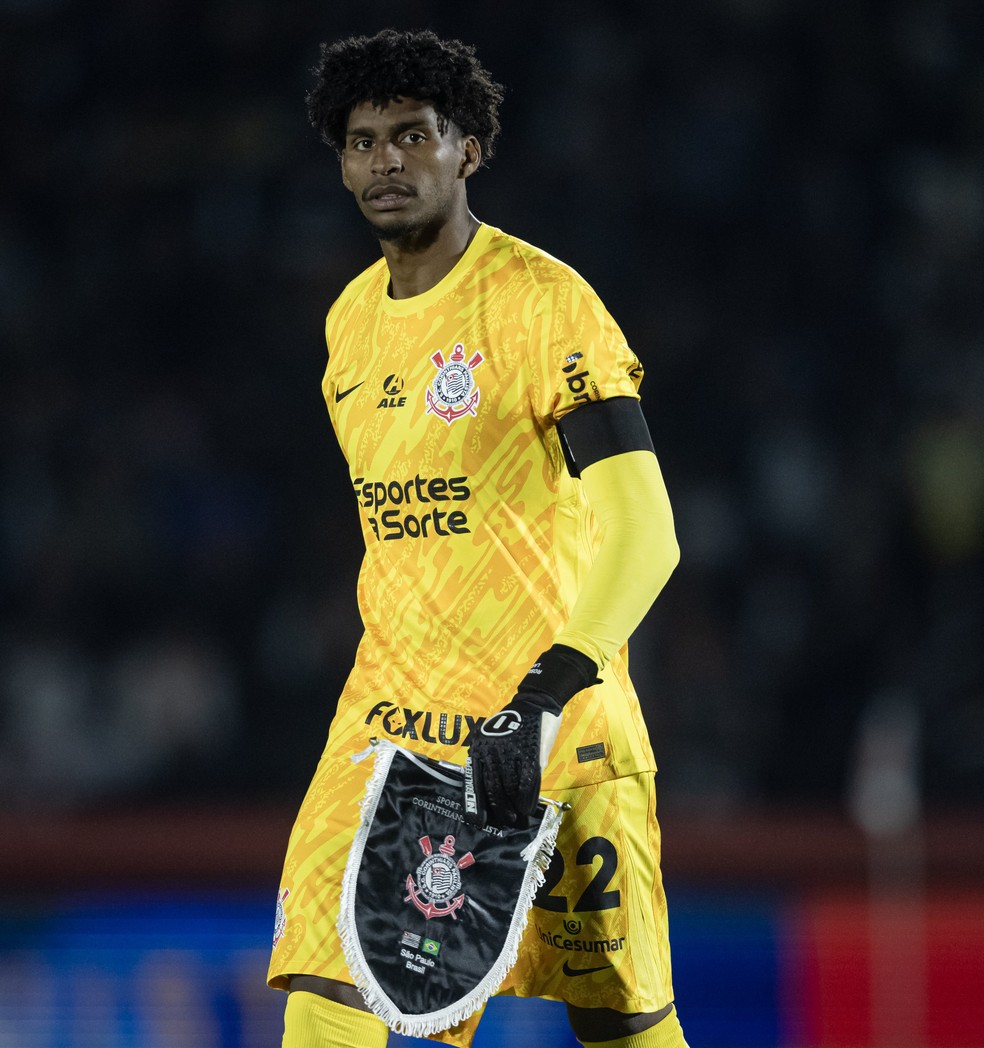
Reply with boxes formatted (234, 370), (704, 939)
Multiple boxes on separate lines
(377, 373), (407, 409)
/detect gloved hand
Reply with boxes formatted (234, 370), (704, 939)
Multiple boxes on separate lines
(464, 644), (600, 828)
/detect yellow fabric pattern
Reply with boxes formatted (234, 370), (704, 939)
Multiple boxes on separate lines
(502, 772), (673, 1012)
(556, 450), (679, 671)
(320, 222), (663, 790)
(282, 991), (388, 1048)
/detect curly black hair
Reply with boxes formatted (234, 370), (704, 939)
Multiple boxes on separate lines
(307, 29), (504, 165)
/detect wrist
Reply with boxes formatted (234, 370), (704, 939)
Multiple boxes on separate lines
(516, 644), (601, 710)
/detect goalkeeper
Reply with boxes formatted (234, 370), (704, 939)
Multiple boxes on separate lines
(268, 28), (690, 1048)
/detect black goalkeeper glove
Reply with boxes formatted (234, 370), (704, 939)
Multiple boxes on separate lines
(464, 644), (600, 829)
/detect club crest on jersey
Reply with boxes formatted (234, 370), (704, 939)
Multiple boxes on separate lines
(272, 886), (290, 949)
(425, 343), (483, 424)
(405, 834), (475, 919)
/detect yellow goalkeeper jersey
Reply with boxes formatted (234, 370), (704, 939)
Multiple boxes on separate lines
(322, 223), (656, 789)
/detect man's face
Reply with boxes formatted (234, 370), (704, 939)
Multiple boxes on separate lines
(340, 98), (480, 243)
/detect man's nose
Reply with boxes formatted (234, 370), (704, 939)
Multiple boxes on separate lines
(371, 142), (403, 174)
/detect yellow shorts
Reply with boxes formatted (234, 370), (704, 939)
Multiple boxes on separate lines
(268, 747), (674, 1046)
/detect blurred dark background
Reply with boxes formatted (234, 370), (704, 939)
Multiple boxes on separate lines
(2, 0), (982, 823)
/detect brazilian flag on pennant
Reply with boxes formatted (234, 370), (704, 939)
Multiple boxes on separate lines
(337, 739), (566, 1038)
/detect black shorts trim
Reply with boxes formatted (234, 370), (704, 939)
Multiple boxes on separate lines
(556, 398), (655, 478)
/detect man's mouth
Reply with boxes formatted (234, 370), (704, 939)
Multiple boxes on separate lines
(365, 183), (415, 210)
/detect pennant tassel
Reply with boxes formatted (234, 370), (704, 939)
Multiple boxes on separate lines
(337, 740), (401, 1025)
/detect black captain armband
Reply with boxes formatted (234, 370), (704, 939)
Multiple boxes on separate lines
(555, 397), (655, 478)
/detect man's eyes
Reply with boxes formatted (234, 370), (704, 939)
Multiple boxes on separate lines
(351, 131), (427, 151)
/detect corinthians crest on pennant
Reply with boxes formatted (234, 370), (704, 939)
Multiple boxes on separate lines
(406, 834), (475, 919)
(426, 343), (483, 424)
(338, 739), (566, 1038)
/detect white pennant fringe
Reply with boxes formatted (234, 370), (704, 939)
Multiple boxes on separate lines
(337, 739), (566, 1038)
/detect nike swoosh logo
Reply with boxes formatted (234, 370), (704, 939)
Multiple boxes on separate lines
(562, 961), (613, 977)
(334, 382), (364, 403)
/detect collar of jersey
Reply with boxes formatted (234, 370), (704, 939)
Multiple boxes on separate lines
(379, 223), (496, 316)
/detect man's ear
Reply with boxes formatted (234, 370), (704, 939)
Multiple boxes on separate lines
(460, 135), (482, 179)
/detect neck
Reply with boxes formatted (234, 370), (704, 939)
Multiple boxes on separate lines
(381, 210), (481, 300)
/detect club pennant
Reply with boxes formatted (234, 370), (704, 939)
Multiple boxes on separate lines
(337, 739), (566, 1038)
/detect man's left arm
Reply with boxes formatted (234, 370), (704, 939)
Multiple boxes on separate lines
(464, 398), (678, 828)
(554, 397), (679, 667)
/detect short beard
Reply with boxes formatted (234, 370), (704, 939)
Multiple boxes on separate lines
(365, 213), (442, 251)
